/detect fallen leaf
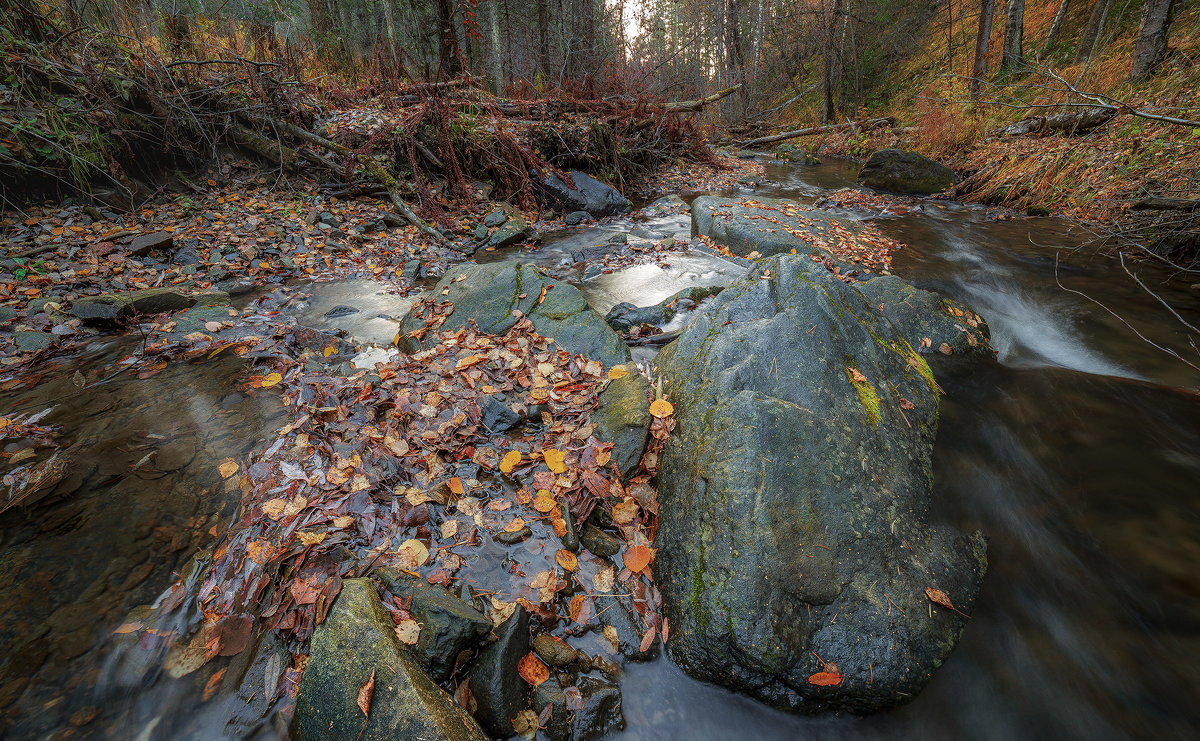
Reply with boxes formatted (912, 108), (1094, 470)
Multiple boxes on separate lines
(260, 372), (283, 388)
(593, 566), (614, 593)
(602, 625), (620, 652)
(218, 460), (239, 479)
(807, 671), (844, 686)
(332, 515), (354, 528)
(512, 709), (540, 740)
(448, 476), (465, 496)
(649, 399), (674, 418)
(533, 491), (556, 513)
(505, 517), (527, 533)
(639, 624), (657, 653)
(848, 368), (869, 384)
(398, 539), (430, 567)
(440, 520), (459, 539)
(297, 531), (327, 547)
(624, 544), (652, 573)
(499, 450), (522, 474)
(246, 539), (274, 564)
(925, 587), (954, 610)
(357, 670), (375, 715)
(262, 498), (288, 520)
(544, 448), (566, 474)
(556, 549), (578, 571)
(395, 619), (421, 645)
(612, 499), (639, 524)
(518, 652), (549, 686)
(607, 366), (628, 380)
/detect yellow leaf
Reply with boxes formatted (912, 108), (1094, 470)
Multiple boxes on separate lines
(544, 448), (566, 474)
(297, 531), (327, 546)
(260, 372), (283, 388)
(218, 460), (239, 479)
(499, 450), (522, 475)
(246, 539), (274, 564)
(262, 498), (288, 520)
(333, 515), (354, 528)
(533, 491), (557, 513)
(607, 366), (628, 380)
(504, 517), (527, 533)
(649, 400), (674, 418)
(556, 549), (578, 571)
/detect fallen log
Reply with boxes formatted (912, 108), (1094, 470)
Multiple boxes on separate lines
(1000, 107), (1116, 136)
(1129, 197), (1200, 212)
(663, 84), (743, 112)
(738, 117), (896, 147)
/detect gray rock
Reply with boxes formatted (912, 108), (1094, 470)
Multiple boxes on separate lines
(127, 231), (173, 257)
(318, 211), (339, 228)
(858, 275), (993, 356)
(654, 253), (987, 714)
(474, 224), (490, 241)
(172, 246), (202, 265)
(483, 210), (508, 227)
(466, 609), (530, 738)
(591, 363), (650, 480)
(692, 196), (861, 258)
(538, 171), (631, 217)
(607, 232), (628, 244)
(323, 305), (360, 319)
(374, 568), (492, 682)
(480, 395), (521, 433)
(595, 592), (659, 662)
(400, 260), (422, 280)
(13, 331), (53, 352)
(533, 675), (624, 741)
(488, 216), (532, 248)
(647, 195), (690, 213)
(70, 288), (219, 323)
(858, 149), (956, 195)
(564, 210), (591, 226)
(293, 579), (487, 741)
(604, 302), (672, 331)
(397, 262), (630, 369)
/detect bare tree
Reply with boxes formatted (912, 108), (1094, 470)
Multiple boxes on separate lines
(1001, 0), (1024, 70)
(1041, 0), (1070, 53)
(971, 0), (996, 96)
(1130, 0), (1180, 81)
(1075, 0), (1114, 65)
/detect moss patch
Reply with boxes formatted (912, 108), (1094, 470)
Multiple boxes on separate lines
(846, 366), (882, 427)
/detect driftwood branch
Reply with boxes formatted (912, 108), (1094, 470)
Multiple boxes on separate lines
(1001, 107), (1116, 136)
(663, 84), (743, 112)
(1129, 197), (1200, 212)
(738, 117), (895, 147)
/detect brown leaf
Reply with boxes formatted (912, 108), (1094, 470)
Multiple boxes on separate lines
(639, 624), (657, 653)
(518, 652), (549, 686)
(357, 670), (375, 715)
(623, 545), (652, 573)
(925, 587), (954, 610)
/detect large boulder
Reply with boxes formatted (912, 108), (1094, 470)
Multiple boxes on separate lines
(654, 254), (987, 714)
(537, 171), (631, 218)
(590, 363), (650, 481)
(465, 609), (530, 738)
(397, 262), (630, 369)
(293, 579), (488, 741)
(857, 149), (955, 195)
(691, 196), (862, 258)
(857, 275), (993, 356)
(71, 288), (225, 324)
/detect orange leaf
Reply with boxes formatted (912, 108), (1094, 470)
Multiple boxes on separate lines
(649, 399), (674, 418)
(807, 671), (844, 686)
(556, 549), (578, 571)
(448, 476), (465, 496)
(624, 545), (652, 573)
(357, 669), (375, 715)
(612, 499), (639, 524)
(544, 448), (566, 474)
(499, 450), (522, 474)
(518, 652), (549, 686)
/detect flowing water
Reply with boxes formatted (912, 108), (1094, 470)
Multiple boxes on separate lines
(2, 159), (1198, 739)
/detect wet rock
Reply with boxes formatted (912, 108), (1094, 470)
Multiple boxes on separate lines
(858, 149), (956, 195)
(858, 275), (993, 356)
(532, 675), (624, 741)
(646, 195), (690, 213)
(397, 262), (630, 368)
(775, 143), (821, 165)
(480, 394), (521, 433)
(604, 302), (671, 331)
(595, 592), (659, 661)
(558, 498), (579, 552)
(483, 210), (509, 227)
(70, 288), (221, 324)
(488, 216), (532, 247)
(294, 579), (487, 741)
(318, 211), (339, 228)
(533, 635), (580, 668)
(654, 253), (987, 713)
(13, 331), (53, 352)
(172, 246), (202, 265)
(127, 231), (173, 257)
(0, 305), (16, 323)
(374, 568), (492, 682)
(538, 171), (631, 218)
(495, 526), (533, 545)
(474, 224), (490, 241)
(466, 608), (530, 738)
(692, 195), (861, 258)
(323, 305), (360, 319)
(579, 523), (621, 558)
(400, 260), (422, 280)
(564, 210), (591, 226)
(607, 232), (628, 244)
(591, 363), (650, 480)
(735, 150), (758, 159)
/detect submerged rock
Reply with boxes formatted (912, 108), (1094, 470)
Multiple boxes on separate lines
(374, 568), (492, 682)
(564, 210), (591, 226)
(532, 675), (624, 741)
(538, 171), (631, 218)
(488, 215), (532, 248)
(591, 363), (650, 480)
(858, 275), (993, 356)
(466, 609), (530, 738)
(604, 302), (672, 331)
(857, 149), (955, 195)
(654, 253), (986, 714)
(691, 195), (860, 258)
(70, 288), (225, 324)
(397, 262), (630, 368)
(293, 579), (487, 741)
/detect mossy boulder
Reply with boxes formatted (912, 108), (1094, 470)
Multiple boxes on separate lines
(293, 579), (487, 741)
(654, 253), (986, 714)
(691, 196), (862, 258)
(857, 149), (955, 195)
(397, 262), (630, 369)
(858, 275), (993, 357)
(70, 288), (226, 324)
(591, 363), (651, 480)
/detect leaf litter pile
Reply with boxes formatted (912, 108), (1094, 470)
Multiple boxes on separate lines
(134, 295), (674, 720)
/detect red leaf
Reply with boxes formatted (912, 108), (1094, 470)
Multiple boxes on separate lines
(807, 671), (844, 686)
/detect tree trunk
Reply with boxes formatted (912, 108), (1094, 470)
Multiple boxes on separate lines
(308, 0), (331, 34)
(489, 0), (503, 93)
(821, 0), (844, 123)
(970, 0), (996, 97)
(1075, 0), (1114, 64)
(1130, 0), (1179, 81)
(434, 0), (461, 78)
(1041, 0), (1070, 52)
(1001, 0), (1024, 70)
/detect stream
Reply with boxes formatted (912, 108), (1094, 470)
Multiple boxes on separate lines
(2, 158), (1198, 739)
